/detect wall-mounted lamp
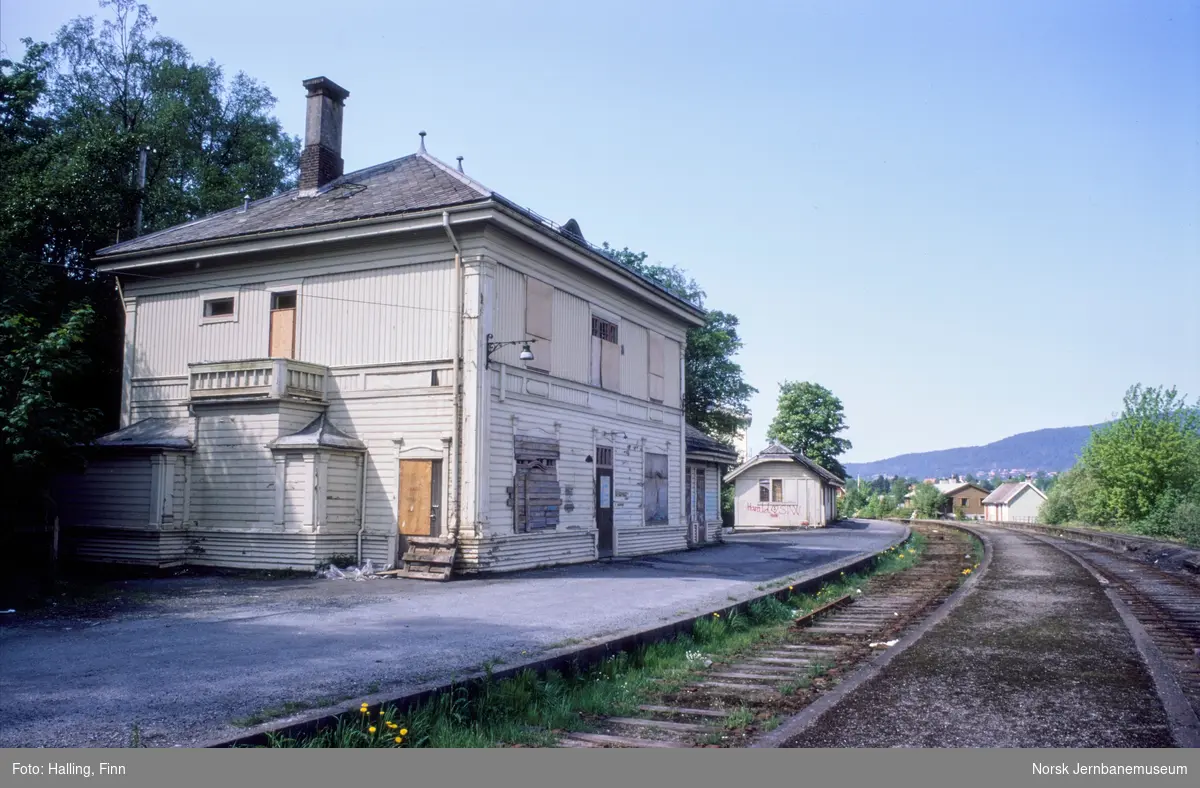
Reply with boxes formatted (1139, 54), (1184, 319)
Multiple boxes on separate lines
(486, 333), (537, 368)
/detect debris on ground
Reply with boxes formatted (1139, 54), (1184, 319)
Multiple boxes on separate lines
(321, 560), (391, 581)
(868, 639), (900, 648)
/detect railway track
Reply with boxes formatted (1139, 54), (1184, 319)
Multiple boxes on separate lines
(1029, 532), (1200, 728)
(554, 523), (980, 748)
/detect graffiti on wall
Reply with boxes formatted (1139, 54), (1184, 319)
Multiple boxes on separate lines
(745, 503), (806, 519)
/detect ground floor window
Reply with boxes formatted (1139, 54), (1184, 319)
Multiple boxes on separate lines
(513, 436), (561, 532)
(758, 478), (785, 503)
(644, 452), (669, 524)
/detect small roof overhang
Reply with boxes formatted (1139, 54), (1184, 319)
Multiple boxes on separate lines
(92, 418), (195, 451)
(268, 413), (366, 451)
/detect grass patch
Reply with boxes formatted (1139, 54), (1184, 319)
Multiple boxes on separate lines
(264, 531), (938, 748)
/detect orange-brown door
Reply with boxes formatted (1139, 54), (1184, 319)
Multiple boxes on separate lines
(269, 291), (297, 358)
(398, 460), (434, 537)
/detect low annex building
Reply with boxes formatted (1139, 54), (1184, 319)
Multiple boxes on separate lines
(904, 480), (990, 518)
(982, 481), (1048, 523)
(723, 443), (844, 529)
(54, 75), (709, 578)
(684, 425), (739, 545)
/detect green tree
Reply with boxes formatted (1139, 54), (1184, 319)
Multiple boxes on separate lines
(599, 244), (755, 440)
(1, 0), (299, 535)
(765, 381), (851, 479)
(1079, 384), (1200, 523)
(911, 482), (947, 519)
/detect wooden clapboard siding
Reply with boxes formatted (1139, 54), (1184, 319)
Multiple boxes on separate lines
(190, 408), (294, 527)
(326, 453), (361, 527)
(55, 457), (154, 527)
(485, 377), (685, 548)
(455, 530), (595, 574)
(620, 321), (649, 401)
(135, 286), (271, 378)
(323, 391), (453, 539)
(299, 261), (454, 367)
(187, 530), (359, 571)
(615, 525), (688, 557)
(66, 527), (190, 566)
(282, 454), (308, 527)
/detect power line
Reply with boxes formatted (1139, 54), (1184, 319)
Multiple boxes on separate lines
(22, 259), (463, 318)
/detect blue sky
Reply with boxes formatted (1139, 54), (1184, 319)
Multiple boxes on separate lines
(4, 0), (1198, 462)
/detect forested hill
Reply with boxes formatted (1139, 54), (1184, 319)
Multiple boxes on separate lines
(844, 424), (1102, 479)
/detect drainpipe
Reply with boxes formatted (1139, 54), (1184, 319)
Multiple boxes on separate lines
(356, 453), (368, 565)
(443, 212), (464, 542)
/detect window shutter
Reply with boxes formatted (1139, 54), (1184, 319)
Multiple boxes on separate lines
(525, 278), (553, 371)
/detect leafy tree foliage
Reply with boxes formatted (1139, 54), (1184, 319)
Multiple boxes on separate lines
(1, 0), (299, 532)
(599, 244), (755, 440)
(766, 381), (851, 479)
(911, 482), (947, 519)
(1041, 384), (1200, 544)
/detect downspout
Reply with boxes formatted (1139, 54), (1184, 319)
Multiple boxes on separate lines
(443, 212), (464, 541)
(356, 453), (367, 565)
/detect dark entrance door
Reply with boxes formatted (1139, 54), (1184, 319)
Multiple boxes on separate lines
(595, 446), (614, 558)
(695, 469), (707, 543)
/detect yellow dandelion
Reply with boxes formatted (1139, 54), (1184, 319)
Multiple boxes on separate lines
(395, 736), (403, 744)
(400, 728), (408, 735)
(713, 612), (720, 618)
(962, 568), (972, 575)
(369, 726), (376, 734)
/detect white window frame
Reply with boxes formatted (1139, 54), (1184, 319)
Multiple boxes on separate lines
(200, 288), (240, 325)
(758, 478), (786, 503)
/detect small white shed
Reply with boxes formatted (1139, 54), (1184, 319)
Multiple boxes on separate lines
(982, 481), (1047, 523)
(724, 442), (844, 529)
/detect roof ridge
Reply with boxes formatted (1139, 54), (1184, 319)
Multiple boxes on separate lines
(417, 151), (493, 197)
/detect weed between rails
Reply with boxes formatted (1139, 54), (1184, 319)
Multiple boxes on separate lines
(264, 532), (933, 748)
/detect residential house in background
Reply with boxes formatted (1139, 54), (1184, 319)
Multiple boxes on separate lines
(724, 443), (844, 529)
(54, 76), (706, 578)
(982, 481), (1048, 523)
(684, 425), (739, 544)
(904, 480), (989, 519)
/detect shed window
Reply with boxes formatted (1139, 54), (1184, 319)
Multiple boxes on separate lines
(644, 452), (669, 524)
(514, 436), (561, 532)
(961, 497), (968, 506)
(203, 297), (235, 318)
(759, 478), (785, 503)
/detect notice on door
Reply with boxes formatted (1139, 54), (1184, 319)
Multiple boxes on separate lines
(599, 476), (611, 508)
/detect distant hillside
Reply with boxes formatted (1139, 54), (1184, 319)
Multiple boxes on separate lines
(844, 424), (1103, 480)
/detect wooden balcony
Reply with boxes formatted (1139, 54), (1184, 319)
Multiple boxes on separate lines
(188, 359), (328, 403)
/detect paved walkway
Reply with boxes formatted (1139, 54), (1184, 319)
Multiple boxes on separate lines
(781, 525), (1175, 747)
(0, 520), (903, 747)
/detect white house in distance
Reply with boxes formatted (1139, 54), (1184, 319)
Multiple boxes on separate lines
(54, 75), (708, 579)
(724, 443), (844, 529)
(982, 481), (1048, 523)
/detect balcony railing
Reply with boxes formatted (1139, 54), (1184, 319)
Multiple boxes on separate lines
(188, 359), (328, 403)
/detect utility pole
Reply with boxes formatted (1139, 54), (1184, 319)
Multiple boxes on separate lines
(134, 145), (150, 237)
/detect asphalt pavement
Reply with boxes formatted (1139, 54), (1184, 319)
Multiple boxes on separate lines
(0, 520), (903, 747)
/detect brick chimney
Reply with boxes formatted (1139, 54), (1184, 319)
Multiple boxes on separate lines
(299, 77), (350, 195)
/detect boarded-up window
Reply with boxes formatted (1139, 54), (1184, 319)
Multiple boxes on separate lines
(644, 452), (669, 524)
(648, 331), (665, 402)
(514, 436), (560, 532)
(525, 277), (553, 372)
(591, 315), (620, 390)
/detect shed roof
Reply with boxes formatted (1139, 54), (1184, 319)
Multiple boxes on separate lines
(92, 418), (195, 450)
(685, 424), (738, 465)
(724, 441), (844, 487)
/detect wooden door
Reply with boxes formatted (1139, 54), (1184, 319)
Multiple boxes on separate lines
(398, 460), (435, 538)
(269, 291), (297, 358)
(695, 469), (707, 543)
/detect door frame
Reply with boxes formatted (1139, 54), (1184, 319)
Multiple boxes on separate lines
(595, 445), (614, 558)
(391, 436), (452, 563)
(266, 283), (302, 359)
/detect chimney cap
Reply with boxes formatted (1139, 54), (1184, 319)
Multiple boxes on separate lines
(302, 76), (349, 102)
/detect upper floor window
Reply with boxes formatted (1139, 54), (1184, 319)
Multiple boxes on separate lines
(201, 295), (237, 324)
(590, 315), (620, 390)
